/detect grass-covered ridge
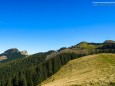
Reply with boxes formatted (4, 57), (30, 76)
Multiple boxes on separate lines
(41, 53), (115, 86)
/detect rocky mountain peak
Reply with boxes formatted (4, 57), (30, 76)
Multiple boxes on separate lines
(0, 48), (28, 62)
(4, 48), (20, 54)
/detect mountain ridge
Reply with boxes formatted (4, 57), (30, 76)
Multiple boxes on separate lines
(0, 48), (28, 62)
(0, 40), (115, 86)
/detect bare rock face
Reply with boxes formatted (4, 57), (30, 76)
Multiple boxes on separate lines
(20, 50), (28, 55)
(0, 56), (7, 61)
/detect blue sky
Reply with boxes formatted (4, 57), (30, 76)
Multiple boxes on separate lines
(0, 0), (115, 54)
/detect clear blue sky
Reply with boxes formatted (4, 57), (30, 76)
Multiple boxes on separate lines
(0, 0), (115, 54)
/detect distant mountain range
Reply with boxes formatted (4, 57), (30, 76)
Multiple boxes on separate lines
(0, 40), (115, 86)
(0, 48), (28, 63)
(0, 40), (115, 63)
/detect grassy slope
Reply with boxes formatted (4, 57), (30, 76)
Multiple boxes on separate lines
(41, 53), (115, 86)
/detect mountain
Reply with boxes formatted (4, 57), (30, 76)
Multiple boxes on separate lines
(0, 40), (115, 86)
(41, 54), (115, 86)
(0, 48), (28, 63)
(104, 40), (115, 43)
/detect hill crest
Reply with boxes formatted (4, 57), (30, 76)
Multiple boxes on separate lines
(41, 54), (115, 86)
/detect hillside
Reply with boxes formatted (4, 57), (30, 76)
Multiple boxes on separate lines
(1, 41), (115, 86)
(41, 54), (115, 86)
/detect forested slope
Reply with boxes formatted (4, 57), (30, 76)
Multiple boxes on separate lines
(0, 41), (115, 86)
(41, 54), (115, 86)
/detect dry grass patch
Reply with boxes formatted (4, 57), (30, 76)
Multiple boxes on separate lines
(40, 53), (115, 86)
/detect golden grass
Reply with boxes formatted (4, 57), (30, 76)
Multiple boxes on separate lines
(40, 53), (115, 86)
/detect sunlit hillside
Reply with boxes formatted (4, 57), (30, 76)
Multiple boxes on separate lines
(41, 54), (115, 86)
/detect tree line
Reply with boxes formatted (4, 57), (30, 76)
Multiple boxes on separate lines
(0, 43), (115, 86)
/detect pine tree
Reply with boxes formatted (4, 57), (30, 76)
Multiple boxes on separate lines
(19, 72), (27, 86)
(7, 78), (12, 86)
(13, 73), (19, 86)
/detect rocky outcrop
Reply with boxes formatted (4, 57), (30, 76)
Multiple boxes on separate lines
(20, 50), (28, 55)
(0, 56), (7, 61)
(0, 48), (28, 62)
